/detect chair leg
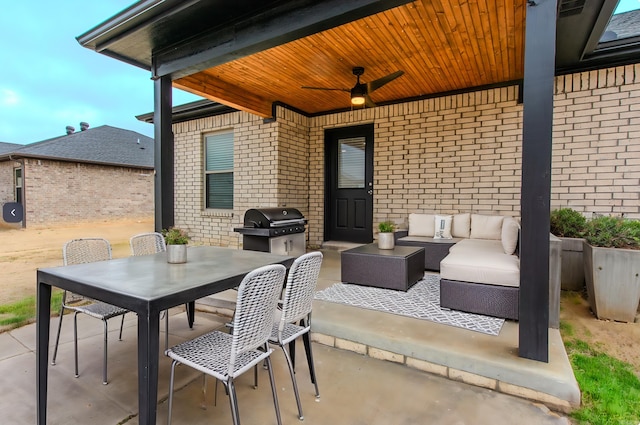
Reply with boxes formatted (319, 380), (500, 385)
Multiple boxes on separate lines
(51, 305), (66, 365)
(200, 374), (208, 409)
(118, 314), (125, 341)
(226, 379), (241, 425)
(302, 331), (320, 398)
(73, 312), (80, 378)
(254, 364), (259, 389)
(167, 360), (178, 425)
(281, 343), (304, 420)
(289, 338), (296, 371)
(265, 355), (283, 425)
(102, 318), (109, 385)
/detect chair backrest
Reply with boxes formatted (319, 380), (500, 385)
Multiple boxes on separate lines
(63, 238), (112, 266)
(130, 232), (167, 256)
(279, 252), (323, 331)
(229, 264), (287, 374)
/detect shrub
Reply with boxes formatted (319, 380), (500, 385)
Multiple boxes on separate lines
(162, 227), (190, 245)
(583, 216), (640, 250)
(378, 221), (395, 233)
(550, 208), (586, 238)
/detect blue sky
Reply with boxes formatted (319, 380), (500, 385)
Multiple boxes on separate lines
(617, 0), (640, 13)
(0, 1), (201, 145)
(1, 1), (638, 146)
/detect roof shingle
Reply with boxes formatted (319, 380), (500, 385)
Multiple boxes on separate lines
(0, 125), (154, 168)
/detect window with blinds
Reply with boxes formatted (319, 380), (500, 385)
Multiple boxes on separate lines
(204, 131), (234, 209)
(338, 137), (366, 189)
(14, 168), (22, 204)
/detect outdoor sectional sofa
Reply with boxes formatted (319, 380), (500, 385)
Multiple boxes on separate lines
(396, 213), (521, 320)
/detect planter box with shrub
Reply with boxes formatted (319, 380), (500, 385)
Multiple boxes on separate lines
(582, 216), (640, 323)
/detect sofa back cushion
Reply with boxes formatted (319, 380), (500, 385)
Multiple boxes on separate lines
(408, 213), (435, 237)
(470, 214), (504, 240)
(451, 213), (471, 238)
(501, 217), (520, 255)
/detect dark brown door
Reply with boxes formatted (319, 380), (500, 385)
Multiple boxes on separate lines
(325, 124), (374, 243)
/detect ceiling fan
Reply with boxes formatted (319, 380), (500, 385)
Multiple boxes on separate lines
(302, 66), (404, 107)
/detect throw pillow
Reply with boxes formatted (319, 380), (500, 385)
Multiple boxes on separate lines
(501, 217), (520, 255)
(470, 214), (504, 240)
(451, 213), (471, 238)
(408, 213), (435, 237)
(434, 215), (453, 239)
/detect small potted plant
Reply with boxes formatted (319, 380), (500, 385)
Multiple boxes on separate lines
(162, 227), (190, 263)
(377, 220), (396, 250)
(550, 208), (587, 291)
(582, 216), (640, 322)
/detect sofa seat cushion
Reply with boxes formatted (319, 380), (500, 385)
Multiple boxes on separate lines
(440, 239), (520, 287)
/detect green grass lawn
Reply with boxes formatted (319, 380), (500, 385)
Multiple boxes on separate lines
(562, 321), (640, 425)
(0, 292), (62, 330)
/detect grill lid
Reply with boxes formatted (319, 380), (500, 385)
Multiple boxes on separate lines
(243, 207), (305, 228)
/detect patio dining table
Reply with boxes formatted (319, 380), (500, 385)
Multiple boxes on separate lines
(36, 245), (295, 425)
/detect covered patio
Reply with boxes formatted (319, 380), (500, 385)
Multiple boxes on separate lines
(7, 249), (573, 424)
(73, 0), (639, 415)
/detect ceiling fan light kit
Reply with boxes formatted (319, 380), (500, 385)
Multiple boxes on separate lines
(302, 66), (404, 108)
(350, 85), (367, 105)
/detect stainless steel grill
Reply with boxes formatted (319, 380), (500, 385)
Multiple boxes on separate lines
(234, 208), (306, 256)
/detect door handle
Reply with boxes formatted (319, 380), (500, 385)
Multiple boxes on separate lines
(368, 190), (373, 195)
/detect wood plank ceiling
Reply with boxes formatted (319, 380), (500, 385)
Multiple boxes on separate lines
(174, 0), (526, 118)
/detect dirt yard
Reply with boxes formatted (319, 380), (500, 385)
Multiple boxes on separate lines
(560, 290), (640, 374)
(1, 218), (639, 374)
(0, 218), (154, 306)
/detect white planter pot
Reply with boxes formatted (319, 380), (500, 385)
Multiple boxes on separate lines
(377, 232), (395, 250)
(167, 244), (188, 264)
(583, 241), (640, 322)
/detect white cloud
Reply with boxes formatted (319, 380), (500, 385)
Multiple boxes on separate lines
(0, 88), (20, 106)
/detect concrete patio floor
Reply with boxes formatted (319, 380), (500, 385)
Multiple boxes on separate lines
(0, 248), (576, 424)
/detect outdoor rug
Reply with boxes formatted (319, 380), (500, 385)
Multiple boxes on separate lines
(314, 274), (504, 336)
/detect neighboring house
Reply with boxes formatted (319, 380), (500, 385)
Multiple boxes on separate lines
(0, 125), (154, 227)
(0, 142), (23, 205)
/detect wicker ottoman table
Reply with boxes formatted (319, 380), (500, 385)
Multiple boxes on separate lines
(341, 244), (425, 291)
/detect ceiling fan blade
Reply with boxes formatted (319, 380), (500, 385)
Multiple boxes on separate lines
(367, 70), (404, 93)
(301, 86), (350, 92)
(364, 94), (376, 108)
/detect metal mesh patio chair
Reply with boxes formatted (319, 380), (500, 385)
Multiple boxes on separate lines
(51, 238), (128, 385)
(166, 264), (286, 425)
(130, 231), (166, 256)
(129, 232), (174, 349)
(269, 251), (323, 420)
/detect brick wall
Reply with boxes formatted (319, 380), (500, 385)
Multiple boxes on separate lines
(0, 161), (18, 204)
(23, 158), (153, 225)
(172, 107), (312, 248)
(307, 87), (524, 246)
(551, 64), (640, 218)
(172, 63), (640, 248)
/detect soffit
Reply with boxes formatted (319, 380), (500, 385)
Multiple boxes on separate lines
(173, 0), (526, 117)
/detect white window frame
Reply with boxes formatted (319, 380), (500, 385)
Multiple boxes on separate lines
(14, 167), (22, 203)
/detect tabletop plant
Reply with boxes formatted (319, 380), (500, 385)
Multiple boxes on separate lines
(378, 220), (396, 233)
(550, 208), (586, 238)
(162, 227), (190, 245)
